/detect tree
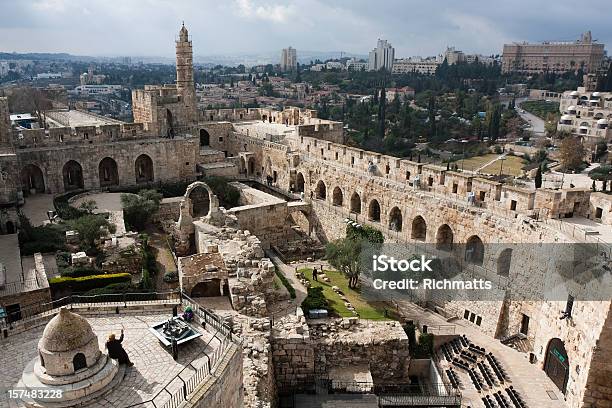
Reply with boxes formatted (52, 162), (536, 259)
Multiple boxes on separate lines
(78, 200), (98, 214)
(8, 87), (53, 127)
(486, 103), (502, 140)
(535, 166), (542, 189)
(121, 190), (162, 231)
(378, 87), (386, 139)
(69, 214), (116, 253)
(559, 137), (585, 171)
(428, 95), (436, 138)
(589, 165), (612, 191)
(294, 63), (302, 83)
(326, 237), (362, 289)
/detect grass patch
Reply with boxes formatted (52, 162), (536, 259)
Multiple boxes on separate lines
(275, 267), (296, 299)
(453, 153), (526, 176)
(452, 154), (500, 172)
(520, 100), (560, 120)
(298, 267), (390, 320)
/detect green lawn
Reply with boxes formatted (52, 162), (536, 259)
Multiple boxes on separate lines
(453, 153), (526, 176)
(520, 100), (560, 120)
(298, 268), (390, 320)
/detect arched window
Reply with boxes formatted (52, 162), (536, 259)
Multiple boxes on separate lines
(62, 160), (84, 191)
(98, 157), (119, 187)
(199, 129), (210, 146)
(389, 207), (402, 232)
(411, 216), (427, 241)
(135, 154), (154, 183)
(295, 173), (305, 193)
(316, 181), (326, 200)
(73, 353), (87, 372)
(350, 193), (361, 214)
(465, 235), (484, 265)
(436, 224), (453, 251)
(368, 199), (381, 222)
(332, 187), (343, 206)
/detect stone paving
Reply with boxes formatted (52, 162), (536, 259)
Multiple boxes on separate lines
(0, 312), (221, 408)
(74, 192), (127, 235)
(21, 194), (55, 227)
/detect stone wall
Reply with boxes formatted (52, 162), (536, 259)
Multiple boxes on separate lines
(581, 302), (612, 408)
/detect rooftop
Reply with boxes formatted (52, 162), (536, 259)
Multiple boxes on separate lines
(45, 109), (124, 128)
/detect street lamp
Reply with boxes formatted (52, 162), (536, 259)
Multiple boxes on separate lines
(499, 157), (506, 178)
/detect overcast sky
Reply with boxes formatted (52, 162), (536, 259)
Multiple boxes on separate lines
(1, 0), (611, 58)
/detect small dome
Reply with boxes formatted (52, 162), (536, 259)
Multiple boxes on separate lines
(592, 92), (601, 97)
(570, 91), (580, 97)
(39, 308), (96, 353)
(597, 118), (608, 125)
(560, 115), (572, 121)
(567, 105), (577, 111)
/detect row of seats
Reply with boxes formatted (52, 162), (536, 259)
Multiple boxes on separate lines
(506, 386), (527, 408)
(469, 343), (487, 355)
(446, 368), (460, 389)
(486, 352), (509, 382)
(478, 361), (496, 387)
(452, 358), (470, 371)
(468, 368), (485, 391)
(441, 344), (453, 361)
(493, 390), (512, 407)
(461, 350), (479, 364)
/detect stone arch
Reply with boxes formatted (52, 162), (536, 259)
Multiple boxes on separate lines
(191, 280), (222, 297)
(62, 160), (84, 191)
(497, 248), (513, 277)
(21, 164), (45, 194)
(350, 192), (361, 214)
(247, 157), (256, 176)
(295, 172), (305, 193)
(465, 235), (484, 265)
(135, 154), (154, 184)
(368, 199), (381, 222)
(315, 180), (326, 200)
(436, 224), (454, 251)
(98, 157), (119, 188)
(199, 129), (210, 146)
(544, 338), (569, 395)
(5, 221), (15, 234)
(184, 181), (216, 218)
(389, 207), (402, 231)
(332, 187), (343, 206)
(411, 216), (427, 241)
(73, 352), (87, 372)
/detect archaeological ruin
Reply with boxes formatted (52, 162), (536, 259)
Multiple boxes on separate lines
(0, 25), (610, 408)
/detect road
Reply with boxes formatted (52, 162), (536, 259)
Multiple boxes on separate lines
(516, 98), (546, 135)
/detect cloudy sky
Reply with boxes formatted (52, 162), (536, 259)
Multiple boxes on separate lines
(1, 0), (611, 58)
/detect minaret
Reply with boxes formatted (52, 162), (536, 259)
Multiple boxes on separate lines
(176, 23), (196, 121)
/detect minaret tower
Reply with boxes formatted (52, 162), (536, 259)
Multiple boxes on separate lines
(176, 23), (197, 121)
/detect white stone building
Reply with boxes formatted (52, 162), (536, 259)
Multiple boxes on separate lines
(392, 57), (441, 75)
(558, 87), (612, 145)
(368, 39), (395, 71)
(280, 46), (297, 72)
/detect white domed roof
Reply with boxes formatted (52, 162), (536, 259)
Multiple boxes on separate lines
(597, 118), (608, 125)
(570, 91), (580, 97)
(567, 105), (577, 111)
(39, 308), (96, 353)
(560, 115), (572, 121)
(592, 92), (601, 97)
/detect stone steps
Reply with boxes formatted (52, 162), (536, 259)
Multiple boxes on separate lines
(295, 394), (379, 408)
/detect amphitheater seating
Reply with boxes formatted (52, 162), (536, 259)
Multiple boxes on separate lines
(469, 343), (486, 355)
(461, 350), (478, 364)
(446, 368), (460, 389)
(487, 352), (509, 382)
(452, 358), (470, 371)
(493, 390), (511, 408)
(506, 386), (527, 408)
(468, 368), (484, 391)
(477, 361), (496, 387)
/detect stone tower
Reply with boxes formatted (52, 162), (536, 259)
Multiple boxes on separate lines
(176, 23), (197, 122)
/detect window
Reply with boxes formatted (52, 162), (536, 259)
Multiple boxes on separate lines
(479, 191), (486, 201)
(452, 183), (458, 194)
(469, 312), (476, 323)
(218, 137), (223, 142)
(596, 207), (603, 219)
(464, 310), (470, 319)
(510, 200), (517, 211)
(406, 171), (411, 180)
(476, 316), (482, 326)
(427, 176), (433, 187)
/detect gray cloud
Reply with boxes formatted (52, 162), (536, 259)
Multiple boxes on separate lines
(0, 0), (610, 58)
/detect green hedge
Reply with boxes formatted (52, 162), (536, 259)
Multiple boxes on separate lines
(275, 267), (296, 299)
(49, 273), (131, 293)
(60, 266), (101, 278)
(53, 191), (87, 220)
(346, 223), (384, 244)
(301, 286), (327, 313)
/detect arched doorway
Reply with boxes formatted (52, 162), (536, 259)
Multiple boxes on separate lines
(411, 216), (427, 241)
(332, 187), (343, 206)
(248, 157), (255, 176)
(21, 164), (45, 194)
(295, 172), (305, 193)
(350, 192), (361, 214)
(436, 224), (454, 251)
(6, 221), (15, 234)
(199, 129), (210, 147)
(62, 160), (84, 191)
(368, 199), (381, 222)
(316, 180), (326, 200)
(497, 248), (513, 277)
(73, 353), (87, 372)
(98, 157), (119, 188)
(188, 184), (211, 217)
(544, 338), (569, 394)
(389, 207), (402, 231)
(135, 154), (154, 184)
(465, 235), (484, 265)
(191, 280), (222, 297)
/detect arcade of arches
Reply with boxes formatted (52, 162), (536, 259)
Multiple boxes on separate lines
(98, 157), (119, 188)
(62, 160), (84, 191)
(21, 164), (45, 194)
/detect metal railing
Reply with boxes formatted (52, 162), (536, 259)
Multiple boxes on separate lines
(0, 277), (44, 297)
(543, 217), (612, 257)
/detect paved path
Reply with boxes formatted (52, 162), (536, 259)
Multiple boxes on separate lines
(21, 194), (55, 226)
(516, 99), (546, 135)
(474, 153), (507, 173)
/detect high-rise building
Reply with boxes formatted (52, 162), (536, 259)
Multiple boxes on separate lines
(280, 47), (297, 72)
(502, 31), (605, 74)
(368, 39), (395, 71)
(444, 47), (465, 65)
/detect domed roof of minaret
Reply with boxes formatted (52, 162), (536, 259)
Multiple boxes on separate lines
(179, 23), (189, 41)
(39, 307), (96, 353)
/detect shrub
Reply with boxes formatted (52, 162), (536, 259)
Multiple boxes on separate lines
(346, 223), (384, 244)
(163, 271), (179, 283)
(69, 214), (116, 252)
(203, 176), (240, 208)
(83, 282), (139, 296)
(54, 192), (87, 220)
(121, 190), (162, 231)
(60, 266), (101, 278)
(301, 286), (327, 313)
(19, 221), (68, 255)
(274, 267), (296, 299)
(49, 273), (131, 293)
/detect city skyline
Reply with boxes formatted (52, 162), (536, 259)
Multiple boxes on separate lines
(1, 0), (612, 59)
